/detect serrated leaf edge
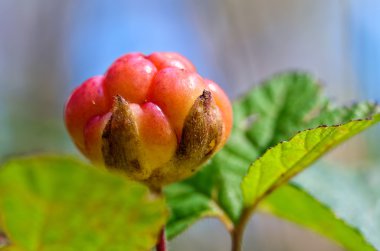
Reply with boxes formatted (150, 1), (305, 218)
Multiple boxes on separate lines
(242, 114), (380, 209)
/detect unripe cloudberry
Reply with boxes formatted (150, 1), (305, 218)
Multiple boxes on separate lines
(65, 52), (232, 189)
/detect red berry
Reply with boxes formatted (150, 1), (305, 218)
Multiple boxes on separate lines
(147, 67), (206, 138)
(64, 76), (110, 151)
(103, 53), (157, 104)
(148, 52), (196, 71)
(64, 52), (232, 187)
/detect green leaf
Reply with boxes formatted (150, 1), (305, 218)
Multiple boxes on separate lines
(233, 72), (327, 154)
(164, 182), (233, 239)
(241, 114), (380, 208)
(260, 183), (376, 251)
(308, 101), (380, 128)
(294, 162), (380, 250)
(0, 156), (167, 251)
(165, 72), (380, 239)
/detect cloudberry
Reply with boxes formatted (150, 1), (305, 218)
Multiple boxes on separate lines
(65, 52), (232, 189)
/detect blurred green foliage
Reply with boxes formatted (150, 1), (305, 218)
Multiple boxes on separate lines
(0, 156), (167, 251)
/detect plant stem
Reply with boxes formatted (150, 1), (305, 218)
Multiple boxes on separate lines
(150, 186), (167, 251)
(156, 228), (167, 251)
(231, 230), (243, 251)
(231, 208), (253, 251)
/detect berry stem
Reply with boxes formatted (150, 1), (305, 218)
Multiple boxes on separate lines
(151, 186), (167, 251)
(156, 228), (167, 251)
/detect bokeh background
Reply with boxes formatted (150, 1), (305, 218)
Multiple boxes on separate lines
(0, 1), (379, 250)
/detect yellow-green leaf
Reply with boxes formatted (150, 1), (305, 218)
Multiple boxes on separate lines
(0, 156), (167, 251)
(242, 114), (380, 208)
